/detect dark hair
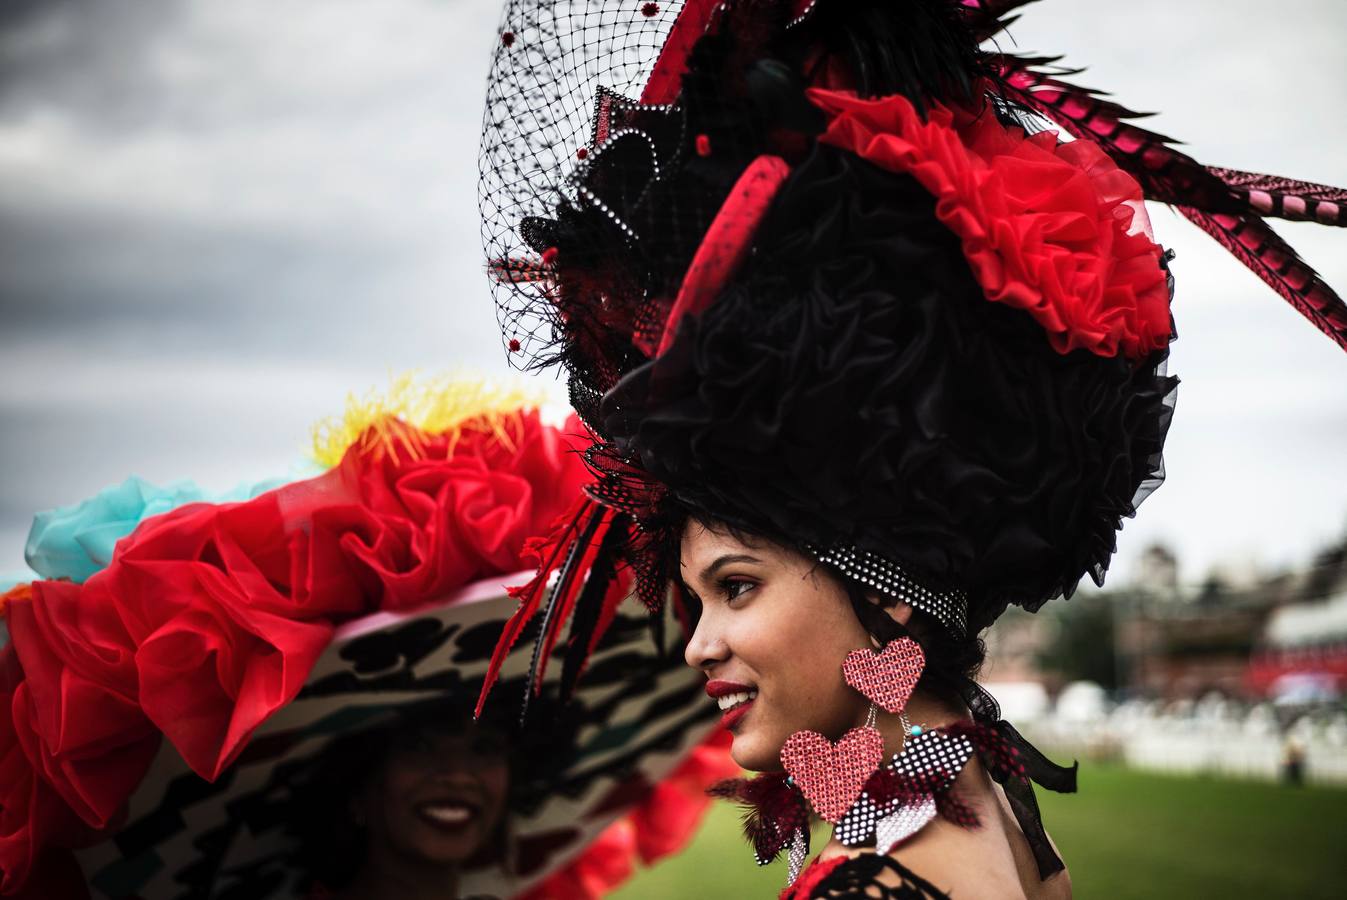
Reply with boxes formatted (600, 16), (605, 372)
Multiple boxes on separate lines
(837, 575), (986, 712)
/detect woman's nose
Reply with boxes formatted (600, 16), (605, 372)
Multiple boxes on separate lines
(683, 611), (729, 671)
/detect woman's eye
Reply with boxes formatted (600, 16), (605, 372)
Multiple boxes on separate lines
(722, 579), (756, 603)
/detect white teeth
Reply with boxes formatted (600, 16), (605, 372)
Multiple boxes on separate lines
(419, 804), (473, 825)
(715, 690), (758, 711)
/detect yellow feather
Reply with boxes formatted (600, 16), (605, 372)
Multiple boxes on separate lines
(310, 373), (547, 468)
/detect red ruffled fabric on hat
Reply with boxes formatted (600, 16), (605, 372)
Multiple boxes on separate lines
(0, 411), (590, 896)
(514, 729), (737, 900)
(809, 87), (1170, 360)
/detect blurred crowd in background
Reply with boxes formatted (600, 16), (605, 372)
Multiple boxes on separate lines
(984, 526), (1347, 784)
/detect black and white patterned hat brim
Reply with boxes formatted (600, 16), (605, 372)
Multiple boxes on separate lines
(77, 573), (717, 899)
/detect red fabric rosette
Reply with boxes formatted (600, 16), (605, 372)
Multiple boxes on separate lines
(810, 87), (1171, 360)
(0, 410), (590, 895)
(630, 729), (738, 865)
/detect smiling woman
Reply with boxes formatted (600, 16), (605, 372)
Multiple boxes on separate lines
(292, 696), (530, 900)
(475, 0), (1347, 897)
(681, 526), (878, 774)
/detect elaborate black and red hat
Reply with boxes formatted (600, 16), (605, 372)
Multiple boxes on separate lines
(477, 0), (1346, 681)
(473, 0), (1346, 887)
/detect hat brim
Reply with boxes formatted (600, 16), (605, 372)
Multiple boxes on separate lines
(76, 573), (716, 898)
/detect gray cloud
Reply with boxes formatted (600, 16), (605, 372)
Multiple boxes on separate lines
(0, 0), (1344, 589)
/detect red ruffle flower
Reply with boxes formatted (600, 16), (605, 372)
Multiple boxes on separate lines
(810, 87), (1171, 359)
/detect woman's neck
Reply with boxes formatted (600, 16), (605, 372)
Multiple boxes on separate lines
(869, 688), (970, 760)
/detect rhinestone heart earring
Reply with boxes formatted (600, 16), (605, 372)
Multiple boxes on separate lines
(842, 635), (925, 716)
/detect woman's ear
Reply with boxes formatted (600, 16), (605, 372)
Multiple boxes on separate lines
(866, 590), (914, 628)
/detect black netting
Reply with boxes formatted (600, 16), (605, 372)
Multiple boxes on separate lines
(478, 0), (1176, 634)
(480, 1), (989, 407)
(480, 1), (691, 371)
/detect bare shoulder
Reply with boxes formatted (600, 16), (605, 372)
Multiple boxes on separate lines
(883, 815), (1030, 900)
(874, 765), (1073, 900)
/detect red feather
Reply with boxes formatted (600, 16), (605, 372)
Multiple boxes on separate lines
(1207, 167), (1347, 227)
(474, 496), (596, 718)
(934, 787), (982, 828)
(710, 773), (809, 863)
(527, 504), (614, 694)
(1179, 206), (1347, 350)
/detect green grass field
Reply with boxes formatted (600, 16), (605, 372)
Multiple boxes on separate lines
(609, 766), (1347, 899)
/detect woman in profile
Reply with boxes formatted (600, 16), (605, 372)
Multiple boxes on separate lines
(475, 0), (1347, 895)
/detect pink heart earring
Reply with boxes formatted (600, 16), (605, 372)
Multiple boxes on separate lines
(778, 637), (926, 826)
(780, 725), (885, 824)
(842, 635), (925, 715)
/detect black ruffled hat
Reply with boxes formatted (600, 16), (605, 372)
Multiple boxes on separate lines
(477, 0), (1343, 671)
(475, 0), (1346, 882)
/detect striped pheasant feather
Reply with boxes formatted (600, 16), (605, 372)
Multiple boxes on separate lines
(1179, 207), (1347, 350)
(990, 52), (1347, 352)
(1206, 167), (1347, 228)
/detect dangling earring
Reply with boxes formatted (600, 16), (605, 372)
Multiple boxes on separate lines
(841, 635), (925, 719)
(778, 635), (926, 815)
(774, 635), (927, 879)
(717, 635), (977, 882)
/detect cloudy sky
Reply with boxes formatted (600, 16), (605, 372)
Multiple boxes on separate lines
(1, 0), (1345, 591)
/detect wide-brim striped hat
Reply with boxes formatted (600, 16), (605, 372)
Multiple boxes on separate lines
(74, 575), (717, 899)
(0, 382), (733, 899)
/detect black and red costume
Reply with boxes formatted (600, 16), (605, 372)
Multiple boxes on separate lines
(476, 0), (1347, 895)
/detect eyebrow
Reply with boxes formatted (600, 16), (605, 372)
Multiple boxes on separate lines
(698, 553), (763, 584)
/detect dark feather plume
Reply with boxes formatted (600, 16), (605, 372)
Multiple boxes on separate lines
(521, 502), (610, 720)
(961, 0), (1044, 42)
(791, 0), (989, 113)
(709, 773), (809, 864)
(558, 513), (630, 701)
(475, 496), (597, 719)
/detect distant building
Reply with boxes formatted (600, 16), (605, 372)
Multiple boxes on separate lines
(982, 534), (1347, 702)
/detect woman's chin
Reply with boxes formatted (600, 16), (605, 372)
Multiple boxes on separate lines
(729, 730), (785, 773)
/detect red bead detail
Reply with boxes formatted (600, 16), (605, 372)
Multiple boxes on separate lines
(508, 338), (522, 353)
(576, 147), (589, 160)
(642, 3), (660, 16)
(695, 133), (711, 157)
(542, 246), (559, 266)
(501, 31), (515, 47)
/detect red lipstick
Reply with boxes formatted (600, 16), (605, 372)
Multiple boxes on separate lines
(706, 680), (757, 730)
(720, 701), (753, 729)
(705, 679), (754, 698)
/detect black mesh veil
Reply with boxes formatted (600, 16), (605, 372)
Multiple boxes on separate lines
(480, 2), (688, 371)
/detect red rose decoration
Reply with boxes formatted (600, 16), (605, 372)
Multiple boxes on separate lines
(0, 649), (107, 896)
(810, 87), (1171, 359)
